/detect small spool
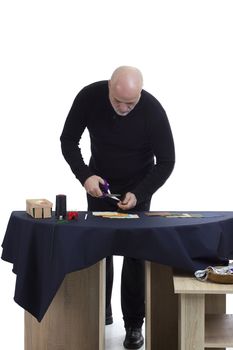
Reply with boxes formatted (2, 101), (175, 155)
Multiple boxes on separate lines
(55, 194), (67, 219)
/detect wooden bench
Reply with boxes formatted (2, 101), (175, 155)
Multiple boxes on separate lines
(25, 260), (105, 350)
(173, 273), (233, 350)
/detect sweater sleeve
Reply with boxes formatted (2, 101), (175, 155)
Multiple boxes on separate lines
(60, 89), (94, 185)
(131, 106), (175, 203)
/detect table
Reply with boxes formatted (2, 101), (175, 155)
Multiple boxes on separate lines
(24, 260), (105, 350)
(2, 211), (233, 350)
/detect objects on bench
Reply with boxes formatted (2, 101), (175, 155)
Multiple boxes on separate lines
(195, 264), (233, 284)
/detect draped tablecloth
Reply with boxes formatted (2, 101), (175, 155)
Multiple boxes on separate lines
(2, 211), (233, 321)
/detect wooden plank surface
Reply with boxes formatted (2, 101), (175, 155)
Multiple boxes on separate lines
(205, 314), (233, 348)
(174, 274), (227, 350)
(179, 294), (205, 350)
(25, 259), (105, 350)
(174, 275), (233, 294)
(145, 261), (151, 350)
(205, 294), (226, 350)
(146, 261), (178, 350)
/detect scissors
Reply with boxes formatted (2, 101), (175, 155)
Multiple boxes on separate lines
(100, 180), (121, 201)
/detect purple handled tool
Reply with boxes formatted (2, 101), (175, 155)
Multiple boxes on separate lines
(100, 180), (121, 201)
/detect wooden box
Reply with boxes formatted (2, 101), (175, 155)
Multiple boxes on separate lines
(26, 199), (53, 219)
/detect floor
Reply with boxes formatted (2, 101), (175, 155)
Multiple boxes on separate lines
(105, 256), (145, 350)
(106, 322), (145, 350)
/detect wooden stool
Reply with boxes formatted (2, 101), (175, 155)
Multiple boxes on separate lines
(173, 273), (233, 350)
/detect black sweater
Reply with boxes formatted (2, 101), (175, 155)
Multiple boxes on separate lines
(60, 81), (175, 203)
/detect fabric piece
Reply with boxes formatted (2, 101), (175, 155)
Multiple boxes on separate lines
(1, 210), (233, 321)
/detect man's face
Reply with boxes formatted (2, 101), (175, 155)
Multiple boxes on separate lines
(109, 84), (141, 116)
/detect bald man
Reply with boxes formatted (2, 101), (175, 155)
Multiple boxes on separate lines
(60, 66), (175, 349)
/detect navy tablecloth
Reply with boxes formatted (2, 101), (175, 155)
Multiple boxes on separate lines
(2, 211), (233, 321)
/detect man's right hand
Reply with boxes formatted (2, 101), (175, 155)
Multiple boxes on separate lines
(84, 175), (105, 197)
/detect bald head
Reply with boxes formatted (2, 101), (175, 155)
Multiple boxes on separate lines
(109, 66), (143, 116)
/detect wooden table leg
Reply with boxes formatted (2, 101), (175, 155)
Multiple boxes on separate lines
(145, 261), (178, 350)
(25, 259), (106, 350)
(179, 294), (205, 350)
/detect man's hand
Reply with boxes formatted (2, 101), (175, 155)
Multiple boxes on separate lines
(84, 175), (105, 197)
(117, 192), (137, 211)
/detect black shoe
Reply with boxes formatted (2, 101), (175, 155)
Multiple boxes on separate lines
(105, 315), (113, 325)
(123, 327), (144, 349)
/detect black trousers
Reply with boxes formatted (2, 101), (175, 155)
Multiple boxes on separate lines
(87, 194), (151, 328)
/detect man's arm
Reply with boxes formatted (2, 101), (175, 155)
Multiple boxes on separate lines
(131, 108), (175, 204)
(60, 90), (94, 185)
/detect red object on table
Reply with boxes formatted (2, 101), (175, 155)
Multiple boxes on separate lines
(67, 211), (78, 220)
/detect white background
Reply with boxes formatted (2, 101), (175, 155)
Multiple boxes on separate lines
(1, 1), (233, 349)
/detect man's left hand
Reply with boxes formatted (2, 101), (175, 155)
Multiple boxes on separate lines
(117, 192), (137, 211)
